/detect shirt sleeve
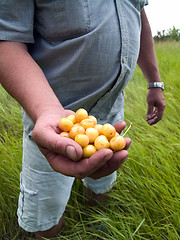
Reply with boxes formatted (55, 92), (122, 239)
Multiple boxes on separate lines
(145, 0), (148, 6)
(0, 0), (35, 43)
(140, 0), (148, 11)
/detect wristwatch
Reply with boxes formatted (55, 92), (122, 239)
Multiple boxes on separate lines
(148, 82), (164, 91)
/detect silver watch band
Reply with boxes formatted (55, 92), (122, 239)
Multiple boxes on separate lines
(148, 82), (164, 90)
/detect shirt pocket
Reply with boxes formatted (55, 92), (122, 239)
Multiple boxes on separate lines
(35, 0), (91, 41)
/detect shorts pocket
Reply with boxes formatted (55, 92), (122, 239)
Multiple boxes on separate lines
(36, 172), (74, 226)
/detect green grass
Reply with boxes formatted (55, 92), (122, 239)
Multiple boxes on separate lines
(0, 41), (180, 240)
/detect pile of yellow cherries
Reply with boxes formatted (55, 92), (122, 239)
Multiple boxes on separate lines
(59, 108), (130, 160)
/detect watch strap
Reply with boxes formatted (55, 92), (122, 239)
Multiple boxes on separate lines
(148, 82), (164, 90)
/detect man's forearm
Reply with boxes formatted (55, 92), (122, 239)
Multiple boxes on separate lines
(137, 10), (161, 83)
(0, 41), (63, 122)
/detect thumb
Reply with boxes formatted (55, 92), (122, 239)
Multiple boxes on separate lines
(33, 126), (82, 161)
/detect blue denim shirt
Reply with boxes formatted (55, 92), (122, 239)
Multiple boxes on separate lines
(0, 0), (148, 132)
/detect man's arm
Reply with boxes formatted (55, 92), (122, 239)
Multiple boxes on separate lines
(137, 10), (166, 125)
(0, 41), (83, 161)
(0, 41), (62, 123)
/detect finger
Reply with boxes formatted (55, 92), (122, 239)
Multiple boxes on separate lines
(146, 104), (154, 121)
(147, 112), (159, 125)
(124, 137), (131, 150)
(89, 150), (129, 179)
(147, 108), (157, 119)
(41, 147), (113, 179)
(113, 121), (126, 134)
(147, 117), (158, 125)
(147, 107), (163, 125)
(156, 105), (165, 121)
(64, 109), (75, 116)
(74, 149), (113, 178)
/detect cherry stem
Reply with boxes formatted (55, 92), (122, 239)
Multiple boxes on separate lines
(123, 122), (132, 137)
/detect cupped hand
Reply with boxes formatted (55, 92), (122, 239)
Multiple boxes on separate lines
(146, 88), (166, 125)
(32, 109), (131, 179)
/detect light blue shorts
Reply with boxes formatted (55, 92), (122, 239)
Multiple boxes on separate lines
(17, 130), (117, 232)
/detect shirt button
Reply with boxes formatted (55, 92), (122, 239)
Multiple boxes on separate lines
(122, 57), (126, 64)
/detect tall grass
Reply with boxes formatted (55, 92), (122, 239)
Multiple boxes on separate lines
(0, 41), (180, 239)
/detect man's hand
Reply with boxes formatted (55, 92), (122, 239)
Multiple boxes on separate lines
(32, 109), (131, 179)
(146, 88), (166, 125)
(137, 10), (166, 125)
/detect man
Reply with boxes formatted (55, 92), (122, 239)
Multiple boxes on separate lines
(0, 0), (165, 239)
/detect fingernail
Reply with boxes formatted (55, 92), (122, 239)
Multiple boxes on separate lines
(103, 152), (113, 162)
(66, 145), (78, 161)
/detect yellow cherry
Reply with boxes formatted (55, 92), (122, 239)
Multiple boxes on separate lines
(59, 132), (70, 138)
(88, 115), (97, 125)
(80, 118), (95, 129)
(94, 124), (103, 135)
(83, 144), (97, 158)
(86, 127), (99, 143)
(75, 108), (88, 123)
(75, 133), (89, 148)
(59, 118), (73, 132)
(94, 135), (110, 150)
(101, 123), (116, 139)
(110, 136), (126, 151)
(69, 125), (85, 139)
(67, 114), (76, 124)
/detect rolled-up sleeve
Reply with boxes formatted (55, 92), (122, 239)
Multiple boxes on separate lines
(140, 0), (148, 11)
(0, 0), (34, 43)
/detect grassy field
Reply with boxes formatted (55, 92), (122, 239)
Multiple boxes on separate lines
(0, 41), (180, 240)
